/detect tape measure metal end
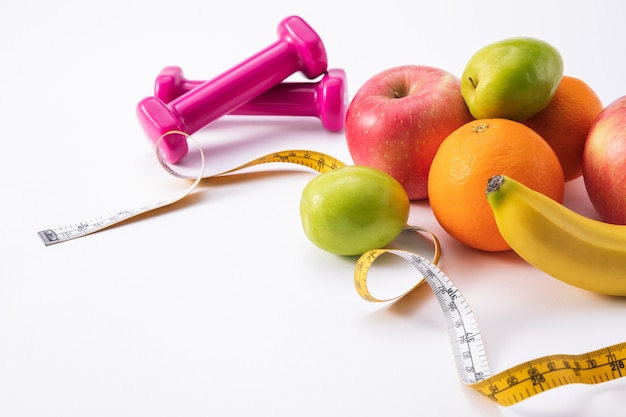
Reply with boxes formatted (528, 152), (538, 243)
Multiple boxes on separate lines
(38, 229), (60, 246)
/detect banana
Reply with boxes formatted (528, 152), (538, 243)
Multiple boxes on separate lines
(486, 174), (626, 296)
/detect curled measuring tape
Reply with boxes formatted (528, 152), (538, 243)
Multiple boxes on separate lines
(37, 130), (626, 407)
(354, 248), (626, 406)
(37, 131), (346, 245)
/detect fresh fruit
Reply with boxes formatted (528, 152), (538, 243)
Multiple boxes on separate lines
(486, 175), (626, 296)
(524, 75), (604, 181)
(461, 37), (563, 121)
(427, 119), (564, 252)
(299, 165), (410, 256)
(583, 95), (626, 224)
(345, 65), (473, 200)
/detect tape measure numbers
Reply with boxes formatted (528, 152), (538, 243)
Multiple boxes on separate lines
(38, 130), (626, 406)
(354, 248), (626, 406)
(215, 149), (346, 176)
(474, 342), (626, 405)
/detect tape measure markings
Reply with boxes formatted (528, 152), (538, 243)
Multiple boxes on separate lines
(213, 149), (347, 177)
(471, 343), (626, 405)
(354, 248), (626, 405)
(38, 133), (206, 245)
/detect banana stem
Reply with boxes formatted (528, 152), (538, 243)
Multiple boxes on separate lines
(486, 175), (505, 194)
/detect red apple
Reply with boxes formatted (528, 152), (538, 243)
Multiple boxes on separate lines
(345, 65), (473, 200)
(583, 95), (626, 224)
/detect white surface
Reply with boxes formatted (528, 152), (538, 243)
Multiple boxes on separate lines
(2, 1), (626, 416)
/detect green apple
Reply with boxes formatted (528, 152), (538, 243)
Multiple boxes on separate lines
(300, 166), (410, 256)
(461, 37), (563, 121)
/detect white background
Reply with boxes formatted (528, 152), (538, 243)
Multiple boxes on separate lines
(2, 1), (626, 416)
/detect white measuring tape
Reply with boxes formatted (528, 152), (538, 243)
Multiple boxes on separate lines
(355, 245), (490, 385)
(38, 132), (205, 245)
(37, 131), (343, 246)
(37, 131), (626, 406)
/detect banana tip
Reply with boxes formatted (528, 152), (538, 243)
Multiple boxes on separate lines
(486, 175), (504, 194)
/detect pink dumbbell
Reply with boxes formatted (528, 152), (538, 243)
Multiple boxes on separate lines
(154, 66), (347, 132)
(136, 15), (328, 164)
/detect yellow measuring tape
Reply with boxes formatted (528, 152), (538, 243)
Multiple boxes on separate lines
(38, 131), (626, 406)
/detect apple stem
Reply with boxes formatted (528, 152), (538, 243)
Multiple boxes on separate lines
(392, 89), (402, 98)
(468, 77), (478, 88)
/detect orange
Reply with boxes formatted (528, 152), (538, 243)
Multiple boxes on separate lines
(427, 118), (565, 252)
(523, 75), (604, 181)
